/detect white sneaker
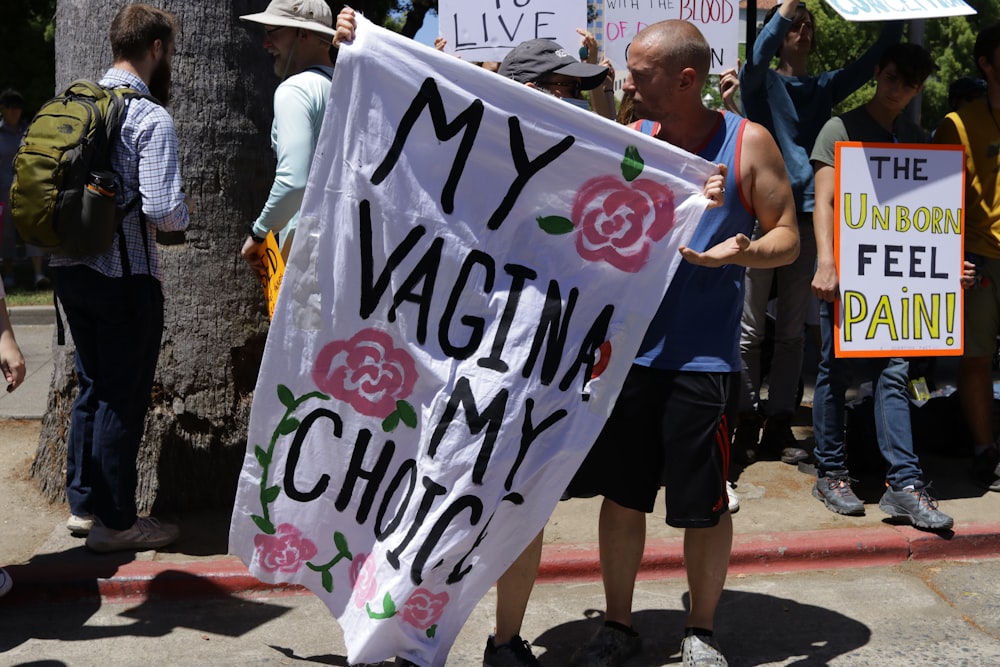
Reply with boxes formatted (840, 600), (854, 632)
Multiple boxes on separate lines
(85, 517), (179, 553)
(682, 633), (727, 666)
(726, 481), (740, 514)
(66, 514), (95, 536)
(0, 567), (12, 598)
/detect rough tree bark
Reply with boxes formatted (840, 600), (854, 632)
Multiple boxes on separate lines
(32, 0), (279, 515)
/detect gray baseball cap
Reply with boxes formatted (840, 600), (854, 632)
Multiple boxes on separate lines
(498, 39), (609, 91)
(240, 0), (335, 42)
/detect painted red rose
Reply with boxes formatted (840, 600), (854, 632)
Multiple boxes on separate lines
(572, 175), (676, 273)
(253, 523), (318, 574)
(349, 553), (379, 608)
(399, 588), (449, 630)
(312, 328), (417, 418)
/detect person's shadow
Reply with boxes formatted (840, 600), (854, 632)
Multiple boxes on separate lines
(0, 559), (291, 654)
(531, 589), (870, 666)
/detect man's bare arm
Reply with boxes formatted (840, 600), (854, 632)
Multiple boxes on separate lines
(726, 121), (799, 268)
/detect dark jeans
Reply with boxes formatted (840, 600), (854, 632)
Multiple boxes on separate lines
(55, 266), (163, 530)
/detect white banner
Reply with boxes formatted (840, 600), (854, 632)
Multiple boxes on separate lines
(834, 142), (965, 357)
(601, 0), (739, 75)
(438, 0), (588, 63)
(824, 0), (975, 23)
(229, 16), (716, 667)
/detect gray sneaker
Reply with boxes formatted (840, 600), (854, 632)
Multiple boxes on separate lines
(570, 624), (641, 667)
(812, 475), (864, 516)
(879, 486), (954, 531)
(681, 634), (727, 666)
(85, 516), (179, 553)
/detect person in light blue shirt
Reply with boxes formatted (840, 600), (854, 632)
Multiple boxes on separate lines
(240, 0), (336, 271)
(734, 0), (902, 465)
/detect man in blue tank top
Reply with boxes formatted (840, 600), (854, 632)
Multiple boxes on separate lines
(566, 20), (799, 667)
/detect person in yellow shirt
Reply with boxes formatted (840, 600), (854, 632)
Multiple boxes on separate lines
(935, 21), (1000, 492)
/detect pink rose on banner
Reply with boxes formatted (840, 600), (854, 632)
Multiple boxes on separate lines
(312, 328), (418, 421)
(253, 523), (318, 574)
(572, 175), (676, 273)
(350, 553), (379, 608)
(400, 588), (450, 631)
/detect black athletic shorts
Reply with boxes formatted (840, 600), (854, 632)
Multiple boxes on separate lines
(566, 364), (731, 528)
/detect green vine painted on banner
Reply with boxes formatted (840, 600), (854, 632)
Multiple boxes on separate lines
(306, 531), (354, 593)
(251, 384), (330, 535)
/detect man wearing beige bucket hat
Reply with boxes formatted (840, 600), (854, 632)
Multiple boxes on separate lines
(239, 0), (336, 272)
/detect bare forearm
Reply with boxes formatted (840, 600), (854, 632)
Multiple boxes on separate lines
(742, 226), (800, 268)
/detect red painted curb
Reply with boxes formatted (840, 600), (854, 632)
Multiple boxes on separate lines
(4, 524), (1000, 605)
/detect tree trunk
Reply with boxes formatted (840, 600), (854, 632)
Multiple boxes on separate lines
(32, 0), (278, 514)
(400, 1), (434, 39)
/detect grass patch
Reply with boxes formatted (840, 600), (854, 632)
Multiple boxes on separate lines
(5, 288), (54, 307)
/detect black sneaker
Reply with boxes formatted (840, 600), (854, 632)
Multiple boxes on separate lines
(812, 475), (864, 516)
(973, 446), (1000, 492)
(484, 634), (540, 667)
(879, 486), (954, 531)
(760, 414), (808, 464)
(570, 623), (641, 667)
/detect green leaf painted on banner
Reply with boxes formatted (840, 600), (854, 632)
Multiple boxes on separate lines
(277, 384), (295, 408)
(382, 411), (400, 433)
(254, 445), (270, 466)
(251, 514), (275, 535)
(263, 485), (280, 503)
(622, 145), (644, 182)
(334, 531), (351, 558)
(397, 400), (418, 428)
(321, 569), (333, 593)
(277, 417), (300, 435)
(536, 215), (574, 235)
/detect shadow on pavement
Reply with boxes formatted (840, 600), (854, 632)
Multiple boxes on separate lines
(532, 589), (870, 666)
(0, 569), (290, 653)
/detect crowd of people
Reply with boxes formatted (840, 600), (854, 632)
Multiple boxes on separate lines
(4, 1), (1000, 666)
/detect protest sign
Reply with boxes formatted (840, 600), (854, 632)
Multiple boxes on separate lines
(824, 0), (975, 23)
(834, 142), (965, 357)
(438, 0), (587, 63)
(257, 231), (285, 320)
(228, 15), (716, 667)
(600, 0), (738, 76)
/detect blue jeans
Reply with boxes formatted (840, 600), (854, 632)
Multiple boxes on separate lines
(55, 266), (163, 530)
(812, 300), (923, 489)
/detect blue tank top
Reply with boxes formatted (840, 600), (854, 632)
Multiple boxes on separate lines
(631, 111), (756, 372)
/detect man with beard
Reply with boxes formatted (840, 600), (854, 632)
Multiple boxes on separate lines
(239, 0), (336, 272)
(49, 2), (189, 552)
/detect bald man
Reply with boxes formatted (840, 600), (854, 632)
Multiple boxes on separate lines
(566, 20), (798, 667)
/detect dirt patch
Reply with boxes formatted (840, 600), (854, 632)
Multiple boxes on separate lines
(1, 419), (65, 566)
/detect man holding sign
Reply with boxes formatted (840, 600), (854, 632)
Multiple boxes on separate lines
(810, 43), (953, 531)
(736, 0), (902, 465)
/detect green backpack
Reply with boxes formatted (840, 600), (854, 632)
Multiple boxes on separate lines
(9, 80), (154, 257)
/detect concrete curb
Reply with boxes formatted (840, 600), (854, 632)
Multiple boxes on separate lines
(5, 522), (1000, 606)
(8, 304), (56, 327)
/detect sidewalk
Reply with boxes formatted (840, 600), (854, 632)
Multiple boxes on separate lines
(3, 307), (1000, 607)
